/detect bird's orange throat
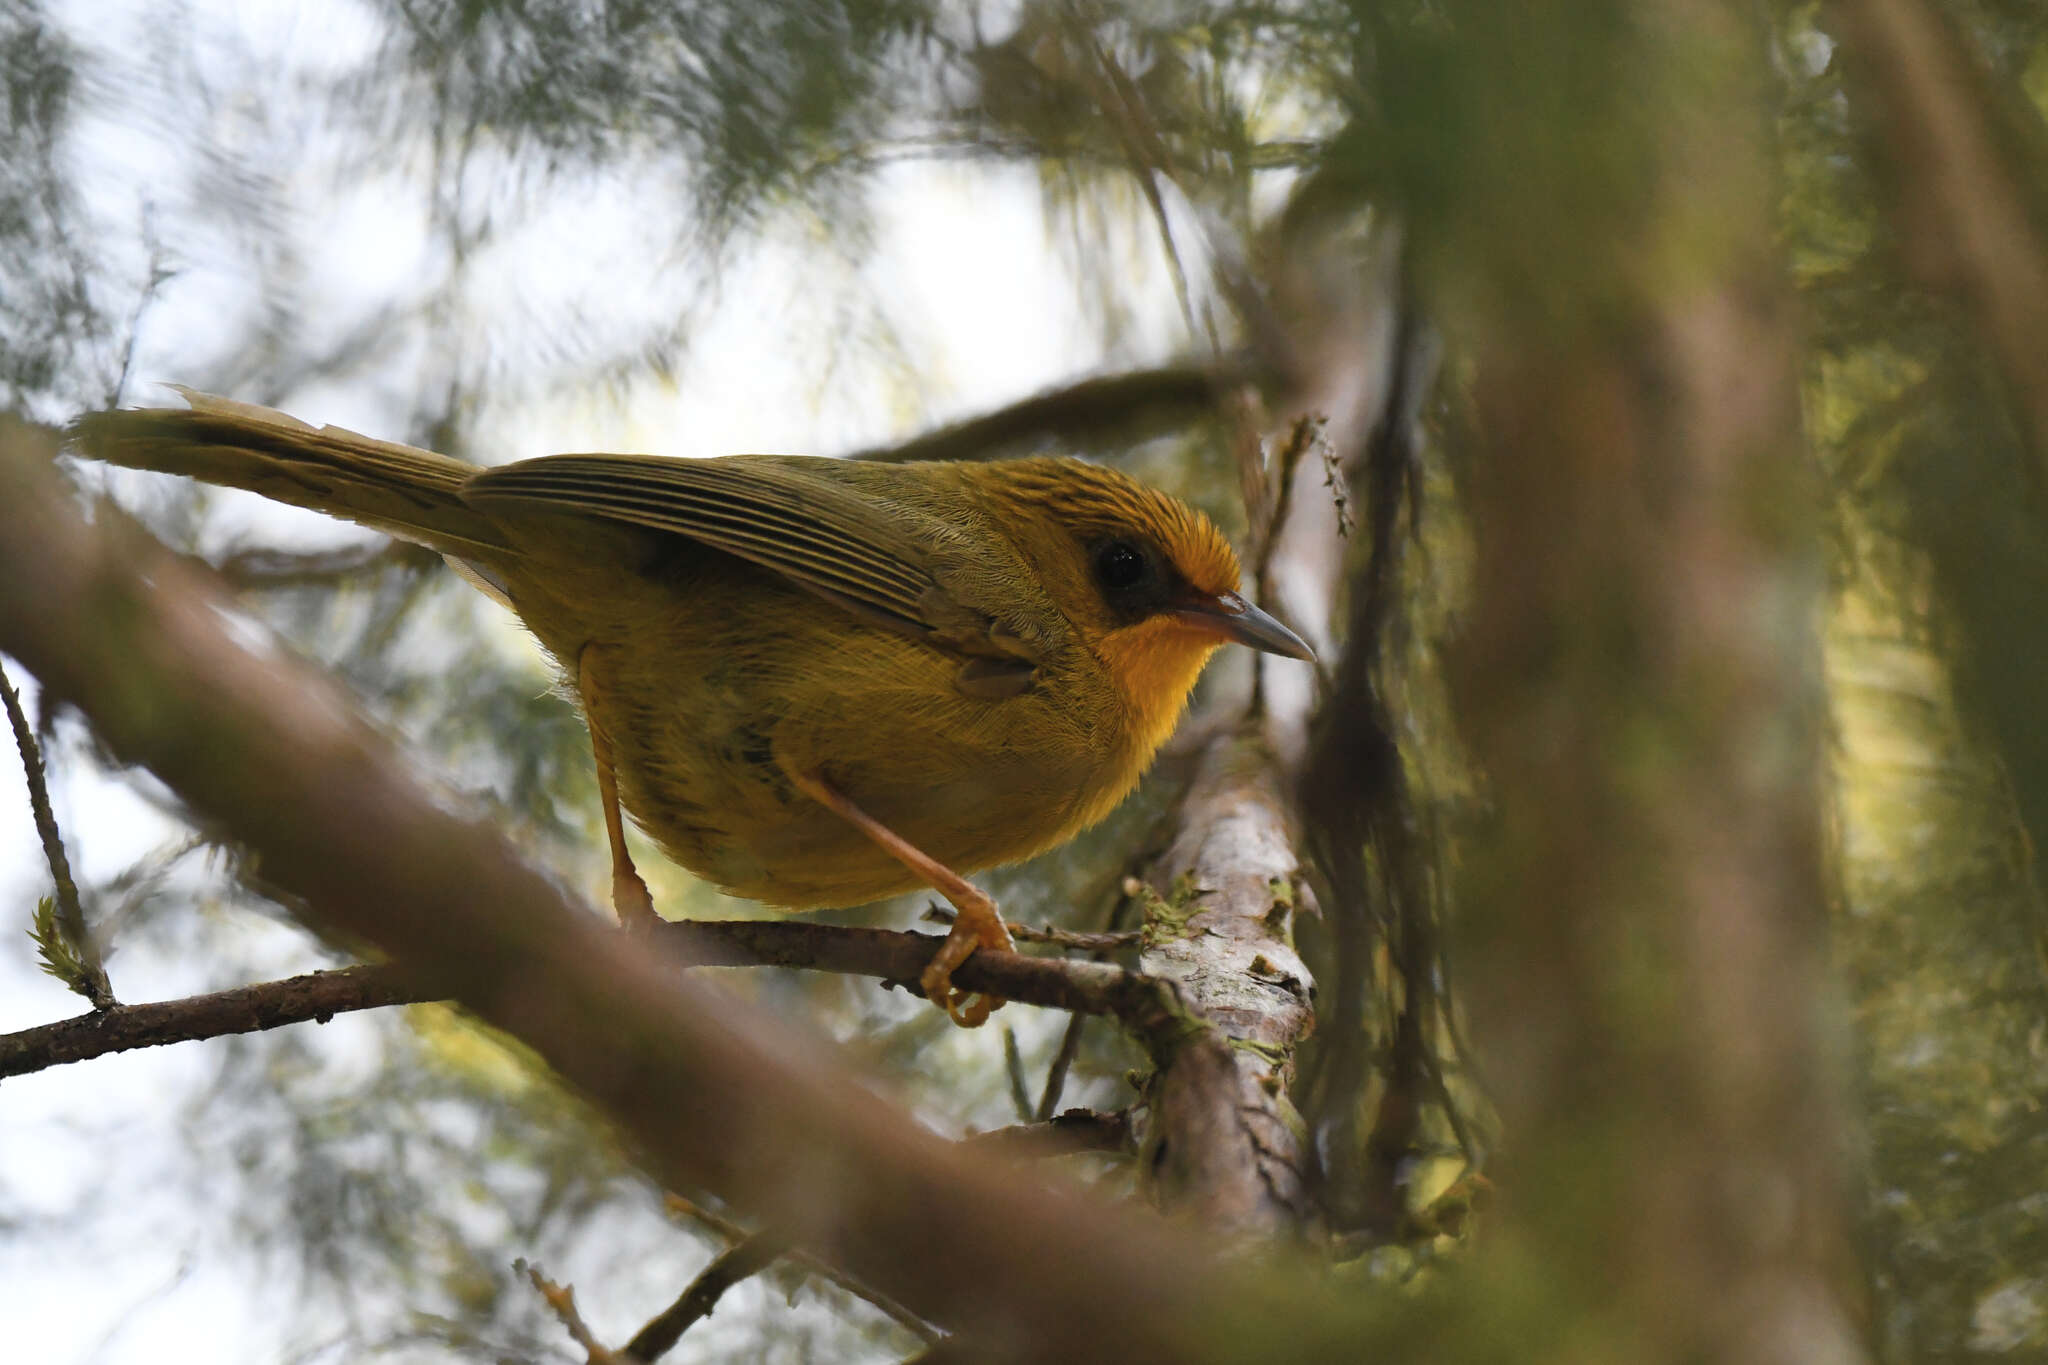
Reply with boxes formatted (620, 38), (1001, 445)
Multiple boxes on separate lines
(1094, 616), (1226, 760)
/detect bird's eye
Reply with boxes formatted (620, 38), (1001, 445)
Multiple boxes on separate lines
(1094, 540), (1148, 592)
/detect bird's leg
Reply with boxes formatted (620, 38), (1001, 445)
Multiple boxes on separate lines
(789, 769), (1013, 1028)
(577, 645), (659, 932)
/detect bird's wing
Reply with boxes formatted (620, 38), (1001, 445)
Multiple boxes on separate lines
(461, 454), (1044, 686)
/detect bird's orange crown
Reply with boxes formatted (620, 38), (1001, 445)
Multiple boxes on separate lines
(976, 457), (1243, 762)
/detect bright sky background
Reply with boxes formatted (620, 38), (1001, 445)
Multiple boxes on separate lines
(0, 3), (1202, 1360)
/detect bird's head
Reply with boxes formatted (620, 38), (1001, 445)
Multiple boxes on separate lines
(981, 458), (1313, 750)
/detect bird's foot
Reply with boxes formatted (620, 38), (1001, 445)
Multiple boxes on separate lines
(613, 866), (661, 933)
(921, 893), (1014, 1028)
(784, 766), (1016, 1029)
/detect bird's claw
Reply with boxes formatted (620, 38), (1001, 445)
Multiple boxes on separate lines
(939, 987), (998, 1028)
(921, 898), (1015, 1028)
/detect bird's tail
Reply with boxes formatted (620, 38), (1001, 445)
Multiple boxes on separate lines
(68, 389), (513, 558)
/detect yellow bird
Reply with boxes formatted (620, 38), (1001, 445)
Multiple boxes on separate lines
(72, 391), (1312, 1024)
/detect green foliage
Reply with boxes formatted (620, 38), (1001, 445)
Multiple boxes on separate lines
(0, 4), (114, 416)
(357, 0), (941, 236)
(27, 893), (92, 998)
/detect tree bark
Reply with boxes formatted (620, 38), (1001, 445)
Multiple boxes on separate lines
(1132, 220), (1408, 1236)
(1417, 2), (1865, 1359)
(1139, 728), (1318, 1233)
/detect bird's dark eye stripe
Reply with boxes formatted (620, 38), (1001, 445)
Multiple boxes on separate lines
(1094, 540), (1148, 591)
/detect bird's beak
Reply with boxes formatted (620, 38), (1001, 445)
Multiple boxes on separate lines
(1170, 591), (1316, 661)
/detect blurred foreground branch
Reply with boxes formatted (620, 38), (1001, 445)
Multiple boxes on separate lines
(847, 358), (1261, 463)
(1418, 1), (1863, 1358)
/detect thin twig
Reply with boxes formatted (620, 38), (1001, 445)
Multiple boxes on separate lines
(1079, 21), (1203, 342)
(797, 129), (1323, 180)
(1002, 1026), (1035, 1122)
(519, 1259), (620, 1362)
(1036, 877), (1145, 1119)
(1035, 1008), (1090, 1122)
(1247, 414), (1327, 716)
(0, 964), (417, 1077)
(1013, 924), (1144, 951)
(1252, 416), (1326, 605)
(2, 662), (114, 1008)
(665, 1197), (941, 1344)
(1, 919), (1184, 1078)
(650, 920), (1181, 1040)
(109, 200), (173, 409)
(921, 904), (1141, 953)
(623, 1233), (789, 1362)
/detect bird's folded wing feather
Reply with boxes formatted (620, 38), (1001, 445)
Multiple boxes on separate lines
(461, 454), (1038, 671)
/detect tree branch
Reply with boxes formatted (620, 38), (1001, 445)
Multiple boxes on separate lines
(845, 360), (1255, 463)
(0, 919), (1176, 1080)
(1135, 727), (1318, 1233)
(663, 1197), (939, 1346)
(1129, 212), (1411, 1236)
(520, 1260), (618, 1362)
(0, 964), (416, 1077)
(650, 919), (1184, 1039)
(622, 1231), (791, 1362)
